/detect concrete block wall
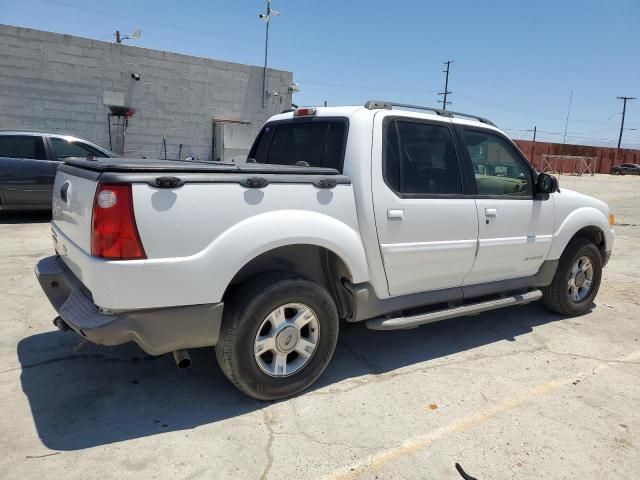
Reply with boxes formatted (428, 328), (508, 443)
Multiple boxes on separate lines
(0, 24), (293, 159)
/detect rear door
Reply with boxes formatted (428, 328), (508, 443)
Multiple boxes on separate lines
(458, 126), (554, 285)
(0, 135), (56, 207)
(372, 114), (479, 296)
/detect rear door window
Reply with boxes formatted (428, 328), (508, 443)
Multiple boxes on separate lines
(250, 119), (347, 171)
(0, 135), (47, 160)
(383, 119), (463, 195)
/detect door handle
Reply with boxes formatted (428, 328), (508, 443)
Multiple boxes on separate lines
(387, 209), (404, 219)
(485, 208), (498, 218)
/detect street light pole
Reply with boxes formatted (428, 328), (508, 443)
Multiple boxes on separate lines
(259, 0), (279, 109)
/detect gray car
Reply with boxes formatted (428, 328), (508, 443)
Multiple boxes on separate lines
(610, 163), (640, 175)
(0, 131), (117, 211)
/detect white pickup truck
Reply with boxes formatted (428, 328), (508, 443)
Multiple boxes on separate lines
(36, 101), (614, 400)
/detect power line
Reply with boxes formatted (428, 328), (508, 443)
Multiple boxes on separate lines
(504, 126), (633, 146)
(33, 0), (637, 139)
(36, 0), (419, 74)
(296, 79), (439, 95)
(617, 96), (636, 148)
(41, 0), (249, 43)
(437, 60), (454, 111)
(504, 127), (621, 136)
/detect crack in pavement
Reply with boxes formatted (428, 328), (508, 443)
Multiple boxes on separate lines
(277, 431), (374, 451)
(311, 340), (640, 399)
(307, 347), (548, 397)
(542, 348), (640, 365)
(0, 353), (160, 375)
(282, 399), (375, 451)
(259, 409), (276, 480)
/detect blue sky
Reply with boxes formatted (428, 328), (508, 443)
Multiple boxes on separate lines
(2, 0), (639, 147)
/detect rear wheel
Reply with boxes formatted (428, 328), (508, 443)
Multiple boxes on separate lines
(215, 274), (339, 400)
(542, 238), (602, 316)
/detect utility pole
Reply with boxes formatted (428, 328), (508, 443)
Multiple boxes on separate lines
(617, 96), (636, 148)
(560, 90), (573, 159)
(115, 30), (121, 44)
(531, 125), (537, 166)
(438, 60), (454, 111)
(259, 0), (280, 109)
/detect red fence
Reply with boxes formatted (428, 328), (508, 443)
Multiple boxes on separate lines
(513, 140), (640, 174)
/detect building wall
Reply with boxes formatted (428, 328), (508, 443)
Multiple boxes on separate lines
(0, 24), (293, 160)
(514, 140), (640, 174)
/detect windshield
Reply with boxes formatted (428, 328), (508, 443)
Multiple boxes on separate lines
(249, 119), (348, 171)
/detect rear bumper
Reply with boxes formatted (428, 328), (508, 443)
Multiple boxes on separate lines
(35, 256), (223, 355)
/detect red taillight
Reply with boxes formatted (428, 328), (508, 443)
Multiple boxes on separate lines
(91, 183), (146, 260)
(293, 107), (317, 117)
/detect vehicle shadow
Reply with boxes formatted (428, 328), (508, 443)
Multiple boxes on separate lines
(18, 302), (569, 451)
(0, 211), (51, 224)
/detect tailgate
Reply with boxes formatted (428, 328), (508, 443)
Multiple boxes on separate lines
(51, 165), (99, 254)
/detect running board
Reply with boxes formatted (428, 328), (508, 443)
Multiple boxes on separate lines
(365, 290), (543, 331)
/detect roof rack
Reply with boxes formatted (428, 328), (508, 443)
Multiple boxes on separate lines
(364, 100), (496, 127)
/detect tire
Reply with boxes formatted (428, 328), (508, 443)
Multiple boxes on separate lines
(612, 170), (620, 175)
(542, 238), (602, 316)
(215, 274), (339, 400)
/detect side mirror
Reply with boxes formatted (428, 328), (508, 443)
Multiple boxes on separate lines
(536, 173), (559, 194)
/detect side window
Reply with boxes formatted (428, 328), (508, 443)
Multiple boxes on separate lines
(384, 120), (462, 195)
(50, 138), (106, 160)
(462, 129), (532, 196)
(0, 135), (46, 160)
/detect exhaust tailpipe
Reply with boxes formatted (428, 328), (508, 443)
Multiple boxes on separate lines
(173, 350), (191, 369)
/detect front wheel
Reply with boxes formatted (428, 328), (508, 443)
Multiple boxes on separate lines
(215, 275), (339, 400)
(542, 238), (603, 316)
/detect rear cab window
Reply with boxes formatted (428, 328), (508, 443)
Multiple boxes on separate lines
(249, 118), (348, 171)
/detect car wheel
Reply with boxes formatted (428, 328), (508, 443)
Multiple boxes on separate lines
(215, 274), (339, 400)
(542, 238), (602, 316)
(612, 170), (620, 175)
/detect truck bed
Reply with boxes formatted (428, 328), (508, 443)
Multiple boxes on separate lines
(50, 157), (361, 311)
